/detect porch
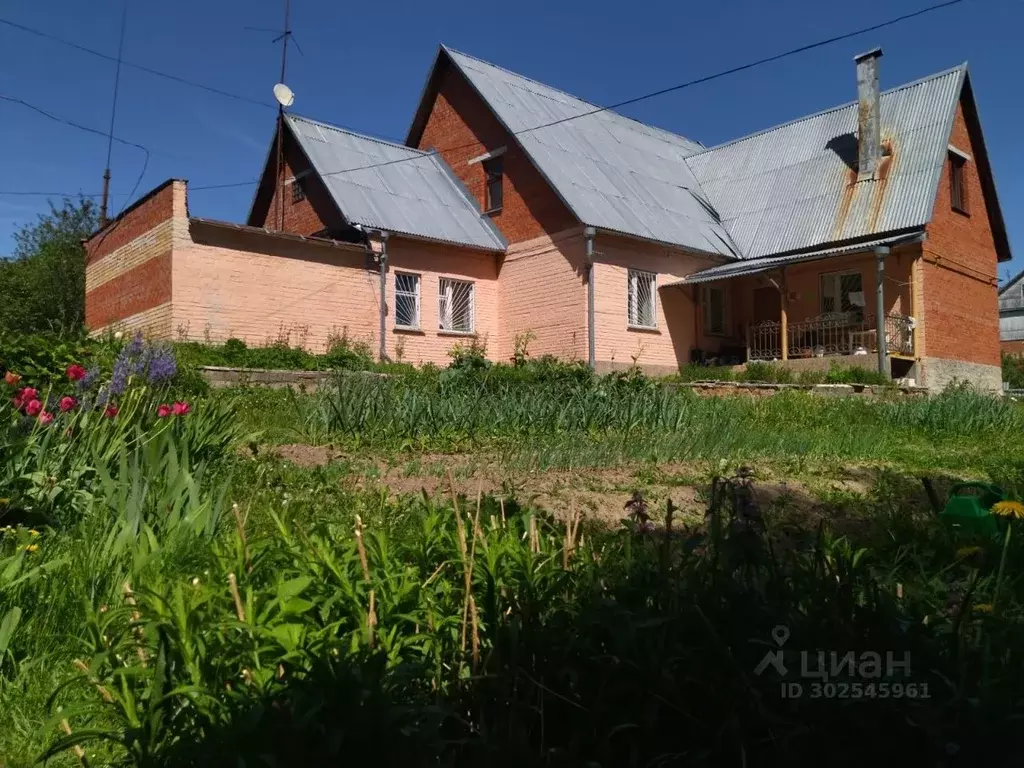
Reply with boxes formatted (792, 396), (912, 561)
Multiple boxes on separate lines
(684, 238), (921, 376)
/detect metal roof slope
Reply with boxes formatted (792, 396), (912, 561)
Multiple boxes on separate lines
(1000, 269), (1024, 314)
(440, 47), (740, 258)
(685, 65), (967, 260)
(285, 114), (505, 252)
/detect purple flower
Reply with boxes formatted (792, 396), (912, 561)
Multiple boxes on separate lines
(146, 346), (178, 384)
(125, 331), (145, 358)
(76, 367), (100, 392)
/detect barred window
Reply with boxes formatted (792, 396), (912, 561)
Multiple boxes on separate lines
(438, 278), (474, 333)
(394, 272), (420, 329)
(627, 269), (657, 328)
(291, 177), (305, 204)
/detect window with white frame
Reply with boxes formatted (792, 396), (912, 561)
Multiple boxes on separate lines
(627, 269), (657, 329)
(819, 270), (864, 319)
(394, 272), (420, 329)
(702, 286), (727, 336)
(438, 278), (474, 333)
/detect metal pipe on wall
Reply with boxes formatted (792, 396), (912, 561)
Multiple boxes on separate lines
(584, 226), (597, 370)
(378, 231), (390, 362)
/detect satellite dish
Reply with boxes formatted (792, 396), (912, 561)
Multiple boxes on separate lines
(273, 83), (295, 108)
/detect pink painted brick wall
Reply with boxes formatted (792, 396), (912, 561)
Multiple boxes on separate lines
(497, 228), (588, 363)
(593, 234), (718, 371)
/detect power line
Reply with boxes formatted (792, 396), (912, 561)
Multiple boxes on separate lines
(2, 0), (965, 201)
(0, 17), (275, 110)
(100, 1), (128, 224)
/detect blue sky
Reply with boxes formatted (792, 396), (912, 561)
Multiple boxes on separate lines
(1, 0), (1021, 278)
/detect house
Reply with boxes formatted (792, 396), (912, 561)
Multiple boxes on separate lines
(85, 45), (1011, 390)
(1000, 270), (1024, 356)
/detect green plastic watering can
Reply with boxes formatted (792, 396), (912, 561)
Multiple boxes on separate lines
(940, 482), (1004, 536)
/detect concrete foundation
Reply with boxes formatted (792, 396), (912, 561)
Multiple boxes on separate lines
(922, 358), (1002, 393)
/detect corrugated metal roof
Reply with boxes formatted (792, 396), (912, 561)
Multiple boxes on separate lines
(286, 114), (506, 251)
(1001, 312), (1024, 342)
(668, 232), (924, 285)
(442, 48), (741, 258)
(999, 270), (1024, 313)
(685, 65), (967, 260)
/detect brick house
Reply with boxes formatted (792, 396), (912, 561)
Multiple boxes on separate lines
(85, 45), (1011, 389)
(999, 270), (1024, 356)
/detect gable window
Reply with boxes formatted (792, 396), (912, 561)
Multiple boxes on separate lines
(439, 277), (474, 333)
(701, 286), (727, 336)
(820, 270), (864, 319)
(949, 151), (968, 214)
(627, 269), (657, 329)
(394, 272), (421, 330)
(291, 177), (305, 204)
(483, 156), (503, 213)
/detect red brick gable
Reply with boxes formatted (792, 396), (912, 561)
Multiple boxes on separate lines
(248, 125), (346, 237)
(921, 95), (1002, 366)
(411, 59), (577, 244)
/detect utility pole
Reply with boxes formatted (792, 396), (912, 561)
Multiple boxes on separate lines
(274, 0), (292, 231)
(100, 1), (128, 227)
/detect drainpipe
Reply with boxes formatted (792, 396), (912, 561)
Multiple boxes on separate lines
(584, 226), (597, 370)
(378, 230), (390, 362)
(875, 245), (889, 375)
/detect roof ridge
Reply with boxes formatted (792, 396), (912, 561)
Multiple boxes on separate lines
(441, 45), (703, 151)
(687, 62), (968, 159)
(287, 113), (427, 155)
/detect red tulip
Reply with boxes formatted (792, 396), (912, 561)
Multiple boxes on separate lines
(59, 396), (77, 413)
(25, 399), (43, 417)
(156, 404), (173, 418)
(172, 401), (191, 416)
(66, 364), (87, 382)
(17, 387), (37, 403)
(104, 405), (119, 419)
(4, 371), (20, 387)
(38, 411), (53, 426)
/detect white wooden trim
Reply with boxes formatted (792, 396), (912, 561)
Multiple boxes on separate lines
(948, 145), (972, 162)
(467, 146), (507, 166)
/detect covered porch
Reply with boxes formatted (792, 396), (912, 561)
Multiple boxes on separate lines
(680, 235), (922, 378)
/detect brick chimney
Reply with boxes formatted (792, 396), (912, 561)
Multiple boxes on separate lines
(854, 47), (883, 180)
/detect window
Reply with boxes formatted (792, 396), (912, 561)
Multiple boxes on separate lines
(394, 272), (420, 329)
(291, 177), (305, 204)
(701, 286), (727, 336)
(438, 278), (474, 333)
(627, 269), (657, 329)
(819, 271), (864, 318)
(483, 156), (503, 212)
(949, 152), (968, 214)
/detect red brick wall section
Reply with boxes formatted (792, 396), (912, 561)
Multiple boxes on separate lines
(253, 141), (342, 236)
(1003, 340), (1024, 357)
(415, 64), (577, 244)
(922, 101), (1001, 366)
(85, 180), (175, 265)
(85, 252), (171, 329)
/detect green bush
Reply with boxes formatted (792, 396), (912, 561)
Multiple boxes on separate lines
(1003, 352), (1024, 389)
(0, 329), (116, 389)
(173, 335), (376, 373)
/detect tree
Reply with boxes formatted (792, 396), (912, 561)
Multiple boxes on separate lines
(0, 198), (97, 334)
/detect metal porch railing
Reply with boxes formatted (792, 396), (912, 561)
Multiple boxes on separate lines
(747, 313), (914, 361)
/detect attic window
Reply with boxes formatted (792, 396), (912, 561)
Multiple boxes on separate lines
(291, 177), (306, 204)
(483, 156), (503, 213)
(949, 151), (968, 215)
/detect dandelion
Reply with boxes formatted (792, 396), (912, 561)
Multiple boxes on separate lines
(172, 401), (191, 416)
(973, 603), (994, 613)
(28, 529), (39, 537)
(59, 396), (77, 412)
(66, 364), (87, 382)
(25, 399), (42, 417)
(25, 544), (39, 554)
(191, 577), (201, 587)
(4, 371), (21, 387)
(104, 405), (119, 418)
(991, 500), (1024, 519)
(38, 411), (54, 426)
(113, 331), (124, 341)
(156, 404), (173, 418)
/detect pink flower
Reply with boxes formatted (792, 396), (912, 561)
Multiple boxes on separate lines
(156, 404), (173, 418)
(38, 410), (53, 426)
(16, 387), (37, 404)
(66, 364), (87, 382)
(59, 396), (77, 413)
(25, 399), (42, 417)
(104, 405), (119, 419)
(4, 371), (21, 387)
(172, 401), (191, 416)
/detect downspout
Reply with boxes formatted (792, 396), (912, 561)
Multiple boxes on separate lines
(584, 226), (597, 370)
(378, 231), (390, 362)
(875, 245), (889, 375)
